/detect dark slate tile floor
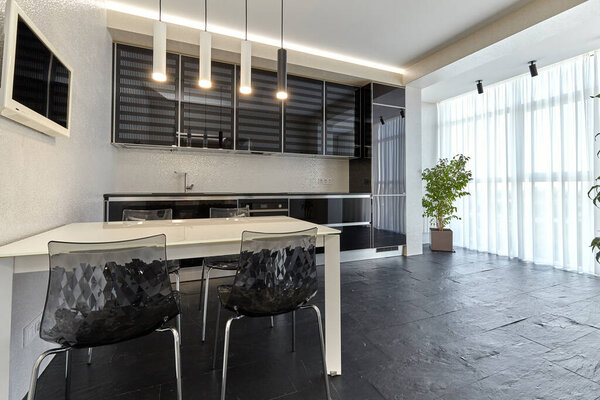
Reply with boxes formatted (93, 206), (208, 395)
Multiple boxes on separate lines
(32, 247), (600, 399)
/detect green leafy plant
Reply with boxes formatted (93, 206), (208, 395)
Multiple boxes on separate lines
(422, 154), (473, 231)
(590, 94), (600, 262)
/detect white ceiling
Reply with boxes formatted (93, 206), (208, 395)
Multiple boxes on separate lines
(418, 0), (600, 102)
(110, 0), (534, 71)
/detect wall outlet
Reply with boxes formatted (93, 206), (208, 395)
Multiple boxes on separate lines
(317, 178), (333, 185)
(23, 314), (42, 348)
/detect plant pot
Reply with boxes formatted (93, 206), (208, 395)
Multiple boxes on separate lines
(430, 228), (453, 252)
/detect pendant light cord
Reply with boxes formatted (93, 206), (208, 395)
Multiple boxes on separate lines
(245, 0), (248, 41)
(204, 0), (208, 31)
(159, 0), (162, 21)
(280, 0), (283, 48)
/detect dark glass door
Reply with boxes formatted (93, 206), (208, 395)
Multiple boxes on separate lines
(113, 44), (179, 145)
(325, 83), (360, 156)
(180, 58), (234, 149)
(284, 75), (323, 155)
(236, 68), (282, 152)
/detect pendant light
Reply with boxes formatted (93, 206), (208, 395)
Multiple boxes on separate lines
(152, 0), (167, 82)
(276, 0), (288, 100)
(239, 0), (252, 95)
(198, 0), (212, 89)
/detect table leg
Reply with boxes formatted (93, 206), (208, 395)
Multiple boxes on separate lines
(323, 235), (341, 376)
(0, 257), (14, 399)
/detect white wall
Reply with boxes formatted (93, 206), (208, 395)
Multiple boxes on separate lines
(0, 0), (113, 398)
(113, 148), (349, 193)
(0, 0), (114, 247)
(405, 86), (423, 255)
(421, 101), (438, 243)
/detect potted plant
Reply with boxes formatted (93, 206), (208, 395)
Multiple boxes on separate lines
(422, 154), (473, 252)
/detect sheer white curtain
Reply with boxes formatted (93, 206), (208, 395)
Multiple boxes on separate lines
(438, 52), (600, 274)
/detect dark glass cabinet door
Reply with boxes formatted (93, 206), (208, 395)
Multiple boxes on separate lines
(107, 199), (238, 221)
(289, 198), (370, 224)
(372, 83), (405, 108)
(373, 195), (406, 248)
(372, 104), (405, 195)
(236, 68), (282, 152)
(113, 44), (179, 145)
(325, 83), (360, 156)
(284, 76), (323, 154)
(181, 58), (234, 149)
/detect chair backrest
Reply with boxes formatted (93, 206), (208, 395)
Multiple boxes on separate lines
(122, 208), (173, 221)
(209, 206), (250, 219)
(224, 228), (318, 316)
(41, 235), (179, 348)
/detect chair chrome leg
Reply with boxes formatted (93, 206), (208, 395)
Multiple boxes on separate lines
(175, 271), (182, 344)
(202, 267), (211, 342)
(87, 348), (92, 365)
(270, 316), (274, 328)
(65, 349), (72, 400)
(221, 315), (243, 400)
(212, 304), (221, 370)
(157, 327), (182, 400)
(292, 311), (296, 353)
(27, 347), (70, 400)
(301, 305), (331, 400)
(198, 263), (205, 311)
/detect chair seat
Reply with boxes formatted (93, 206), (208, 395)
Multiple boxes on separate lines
(216, 284), (310, 317)
(217, 285), (233, 307)
(167, 260), (180, 274)
(44, 292), (180, 348)
(204, 255), (239, 270)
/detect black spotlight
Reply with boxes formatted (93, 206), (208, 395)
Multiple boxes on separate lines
(529, 61), (538, 77)
(379, 116), (385, 125)
(476, 80), (484, 95)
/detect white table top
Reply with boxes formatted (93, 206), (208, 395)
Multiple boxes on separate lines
(0, 216), (340, 258)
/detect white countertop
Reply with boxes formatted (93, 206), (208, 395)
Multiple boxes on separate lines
(0, 216), (340, 258)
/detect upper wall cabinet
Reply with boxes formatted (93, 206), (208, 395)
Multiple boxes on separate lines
(236, 68), (282, 152)
(325, 83), (360, 157)
(113, 44), (179, 146)
(181, 57), (234, 149)
(112, 44), (360, 157)
(372, 83), (405, 108)
(284, 75), (324, 155)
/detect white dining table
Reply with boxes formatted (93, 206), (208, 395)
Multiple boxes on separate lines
(0, 216), (342, 398)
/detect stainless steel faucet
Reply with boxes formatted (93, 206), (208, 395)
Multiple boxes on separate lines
(174, 171), (194, 193)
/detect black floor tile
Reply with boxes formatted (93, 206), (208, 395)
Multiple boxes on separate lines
(30, 247), (600, 400)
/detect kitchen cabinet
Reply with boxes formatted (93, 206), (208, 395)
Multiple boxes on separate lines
(284, 75), (324, 155)
(236, 68), (282, 152)
(325, 82), (360, 157)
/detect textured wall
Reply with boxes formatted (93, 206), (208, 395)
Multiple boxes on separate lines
(0, 0), (113, 399)
(421, 101), (438, 243)
(113, 148), (349, 193)
(405, 86), (424, 255)
(0, 0), (113, 246)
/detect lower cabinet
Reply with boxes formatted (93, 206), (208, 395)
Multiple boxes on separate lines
(372, 195), (406, 248)
(289, 196), (372, 251)
(106, 199), (238, 221)
(104, 194), (401, 253)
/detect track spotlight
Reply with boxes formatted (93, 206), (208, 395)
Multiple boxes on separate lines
(529, 61), (538, 77)
(476, 80), (484, 95)
(379, 116), (385, 125)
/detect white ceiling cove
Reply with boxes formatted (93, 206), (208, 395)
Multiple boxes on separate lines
(108, 0), (534, 71)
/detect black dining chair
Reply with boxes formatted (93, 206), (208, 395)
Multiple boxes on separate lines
(27, 235), (182, 400)
(200, 206), (251, 342)
(122, 208), (182, 342)
(211, 227), (331, 400)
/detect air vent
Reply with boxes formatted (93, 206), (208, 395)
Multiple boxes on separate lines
(376, 246), (399, 253)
